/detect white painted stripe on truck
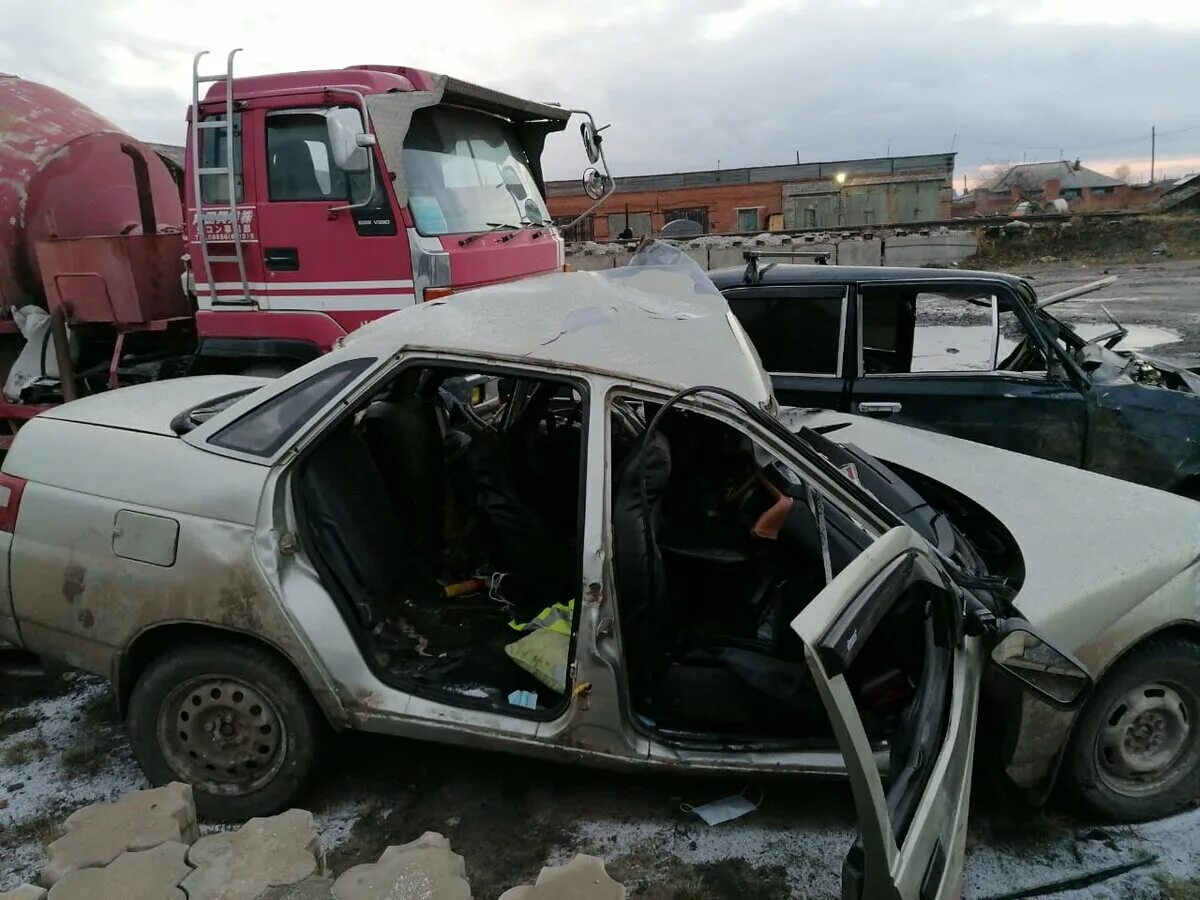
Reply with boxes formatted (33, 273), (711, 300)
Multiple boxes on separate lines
(196, 293), (415, 311)
(195, 280), (414, 291)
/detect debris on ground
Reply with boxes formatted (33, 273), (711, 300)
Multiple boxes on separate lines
(1, 782), (620, 899)
(499, 855), (625, 899)
(681, 788), (762, 826)
(332, 831), (470, 900)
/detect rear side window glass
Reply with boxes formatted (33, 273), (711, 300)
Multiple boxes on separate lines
(210, 358), (374, 456)
(861, 286), (997, 374)
(727, 292), (844, 374)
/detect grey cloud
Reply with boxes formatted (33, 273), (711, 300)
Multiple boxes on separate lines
(1, 0), (1197, 182)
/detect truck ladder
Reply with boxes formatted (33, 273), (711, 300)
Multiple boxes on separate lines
(191, 49), (252, 307)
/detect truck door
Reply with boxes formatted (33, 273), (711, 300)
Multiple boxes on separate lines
(850, 283), (1088, 467)
(791, 526), (981, 900)
(254, 107), (412, 333)
(722, 284), (852, 410)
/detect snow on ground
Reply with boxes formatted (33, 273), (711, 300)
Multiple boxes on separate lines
(4, 672), (1200, 896)
(0, 672), (366, 889)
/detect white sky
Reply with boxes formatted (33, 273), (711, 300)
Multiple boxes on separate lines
(2, 0), (1199, 187)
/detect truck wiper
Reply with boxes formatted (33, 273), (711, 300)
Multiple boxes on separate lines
(460, 222), (520, 246)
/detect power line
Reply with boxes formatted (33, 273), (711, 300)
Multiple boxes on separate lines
(954, 122), (1200, 153)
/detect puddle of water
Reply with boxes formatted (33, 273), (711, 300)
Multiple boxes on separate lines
(909, 323), (1182, 371)
(1068, 323), (1181, 351)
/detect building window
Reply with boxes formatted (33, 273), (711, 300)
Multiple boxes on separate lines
(1090, 186), (1115, 196)
(554, 215), (594, 242)
(607, 211), (652, 238)
(661, 208), (709, 233)
(735, 208), (760, 232)
(1060, 188), (1082, 200)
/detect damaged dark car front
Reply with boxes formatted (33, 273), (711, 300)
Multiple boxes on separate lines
(714, 261), (1200, 496)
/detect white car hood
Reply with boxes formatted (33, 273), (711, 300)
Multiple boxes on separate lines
(783, 408), (1200, 649)
(37, 375), (267, 437)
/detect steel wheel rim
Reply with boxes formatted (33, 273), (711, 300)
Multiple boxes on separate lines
(1094, 679), (1200, 798)
(157, 675), (287, 797)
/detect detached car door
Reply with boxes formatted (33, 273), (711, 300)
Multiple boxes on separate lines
(850, 282), (1087, 467)
(722, 284), (852, 410)
(792, 525), (980, 900)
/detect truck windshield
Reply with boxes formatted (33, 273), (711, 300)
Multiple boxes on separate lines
(402, 106), (550, 236)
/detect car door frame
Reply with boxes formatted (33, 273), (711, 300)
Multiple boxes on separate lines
(722, 283), (854, 410)
(792, 524), (982, 900)
(850, 278), (1090, 467)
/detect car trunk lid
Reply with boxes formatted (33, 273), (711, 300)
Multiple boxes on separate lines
(36, 376), (267, 437)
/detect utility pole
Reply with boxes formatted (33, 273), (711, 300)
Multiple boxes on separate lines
(1151, 126), (1156, 183)
(795, 150), (800, 164)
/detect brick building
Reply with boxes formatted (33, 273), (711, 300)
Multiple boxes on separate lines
(962, 160), (1169, 216)
(546, 153), (956, 241)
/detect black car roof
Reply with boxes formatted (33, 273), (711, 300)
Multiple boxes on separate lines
(707, 262), (1028, 291)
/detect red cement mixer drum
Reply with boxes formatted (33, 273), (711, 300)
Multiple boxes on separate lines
(0, 74), (183, 307)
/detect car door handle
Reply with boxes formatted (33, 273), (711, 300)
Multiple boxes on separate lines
(264, 247), (299, 271)
(857, 401), (902, 416)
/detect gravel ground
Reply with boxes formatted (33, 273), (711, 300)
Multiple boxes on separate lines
(1015, 259), (1200, 359)
(2, 666), (1199, 899)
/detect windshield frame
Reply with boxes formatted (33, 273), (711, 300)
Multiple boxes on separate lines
(401, 103), (551, 238)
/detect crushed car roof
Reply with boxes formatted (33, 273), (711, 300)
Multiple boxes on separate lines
(344, 265), (774, 404)
(707, 262), (1027, 290)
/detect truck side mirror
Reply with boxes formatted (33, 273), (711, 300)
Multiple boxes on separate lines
(990, 622), (1091, 710)
(327, 107), (372, 174)
(582, 167), (610, 201)
(580, 120), (601, 165)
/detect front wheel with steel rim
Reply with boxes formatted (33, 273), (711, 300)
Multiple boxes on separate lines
(128, 640), (326, 820)
(1062, 637), (1200, 822)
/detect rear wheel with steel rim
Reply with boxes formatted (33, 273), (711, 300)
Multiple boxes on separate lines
(128, 640), (325, 820)
(1063, 637), (1200, 821)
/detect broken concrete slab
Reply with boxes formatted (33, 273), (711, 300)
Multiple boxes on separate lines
(331, 831), (470, 900)
(182, 808), (321, 900)
(258, 875), (336, 899)
(41, 783), (197, 885)
(0, 886), (47, 900)
(497, 855), (625, 900)
(46, 843), (191, 900)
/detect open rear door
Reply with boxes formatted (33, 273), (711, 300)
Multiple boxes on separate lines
(792, 526), (983, 900)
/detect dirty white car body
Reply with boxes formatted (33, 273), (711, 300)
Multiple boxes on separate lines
(0, 260), (1191, 899)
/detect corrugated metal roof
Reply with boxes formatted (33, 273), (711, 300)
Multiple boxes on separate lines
(981, 161), (1123, 192)
(546, 153), (955, 197)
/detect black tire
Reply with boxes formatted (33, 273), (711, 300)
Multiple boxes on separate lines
(1061, 636), (1200, 822)
(127, 639), (326, 820)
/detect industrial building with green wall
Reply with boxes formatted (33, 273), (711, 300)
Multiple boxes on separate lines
(546, 152), (956, 241)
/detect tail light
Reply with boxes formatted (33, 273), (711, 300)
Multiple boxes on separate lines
(0, 473), (27, 533)
(423, 287), (454, 302)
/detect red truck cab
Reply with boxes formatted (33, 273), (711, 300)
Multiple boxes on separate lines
(186, 58), (591, 372)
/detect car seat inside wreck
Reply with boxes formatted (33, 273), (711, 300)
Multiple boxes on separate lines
(294, 362), (587, 716)
(610, 394), (938, 747)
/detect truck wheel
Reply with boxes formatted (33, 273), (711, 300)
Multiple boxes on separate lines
(127, 640), (326, 820)
(1061, 637), (1200, 822)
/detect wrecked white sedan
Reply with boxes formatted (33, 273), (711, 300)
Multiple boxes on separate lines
(0, 257), (1197, 898)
